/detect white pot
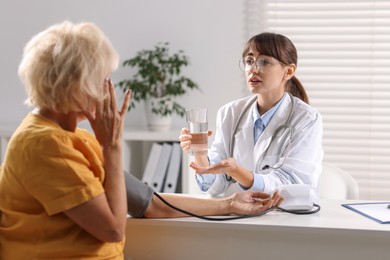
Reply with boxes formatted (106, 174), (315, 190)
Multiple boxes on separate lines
(144, 98), (173, 132)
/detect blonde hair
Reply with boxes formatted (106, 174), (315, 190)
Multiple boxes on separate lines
(18, 21), (119, 113)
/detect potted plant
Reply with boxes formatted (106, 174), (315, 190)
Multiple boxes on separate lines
(116, 42), (200, 131)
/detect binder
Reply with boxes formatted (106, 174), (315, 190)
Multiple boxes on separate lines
(151, 143), (173, 192)
(163, 142), (182, 193)
(141, 142), (163, 187)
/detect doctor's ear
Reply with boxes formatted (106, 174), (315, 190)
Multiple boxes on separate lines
(284, 64), (296, 80)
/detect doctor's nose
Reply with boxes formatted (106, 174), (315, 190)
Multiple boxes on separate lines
(249, 64), (262, 74)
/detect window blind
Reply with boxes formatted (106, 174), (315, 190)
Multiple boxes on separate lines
(248, 0), (390, 199)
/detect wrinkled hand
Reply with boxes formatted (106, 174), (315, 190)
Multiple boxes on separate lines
(84, 79), (131, 148)
(189, 158), (237, 175)
(228, 191), (284, 215)
(179, 128), (212, 153)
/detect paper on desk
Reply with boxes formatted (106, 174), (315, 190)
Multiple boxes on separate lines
(342, 202), (390, 224)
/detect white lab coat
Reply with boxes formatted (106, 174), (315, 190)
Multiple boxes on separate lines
(200, 93), (323, 197)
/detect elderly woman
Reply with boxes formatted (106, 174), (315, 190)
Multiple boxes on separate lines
(0, 21), (282, 259)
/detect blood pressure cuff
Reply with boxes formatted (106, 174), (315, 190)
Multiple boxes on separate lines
(124, 170), (154, 218)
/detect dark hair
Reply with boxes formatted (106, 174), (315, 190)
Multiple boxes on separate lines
(242, 32), (309, 104)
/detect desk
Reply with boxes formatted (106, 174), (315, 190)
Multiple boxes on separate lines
(124, 199), (390, 260)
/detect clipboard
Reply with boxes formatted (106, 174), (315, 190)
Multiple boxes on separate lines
(342, 202), (390, 224)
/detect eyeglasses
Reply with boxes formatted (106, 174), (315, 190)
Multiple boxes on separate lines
(239, 56), (279, 72)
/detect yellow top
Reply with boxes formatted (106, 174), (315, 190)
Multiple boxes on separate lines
(0, 113), (124, 259)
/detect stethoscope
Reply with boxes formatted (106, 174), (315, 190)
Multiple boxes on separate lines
(226, 92), (296, 183)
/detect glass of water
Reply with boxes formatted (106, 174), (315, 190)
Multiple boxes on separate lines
(185, 107), (208, 153)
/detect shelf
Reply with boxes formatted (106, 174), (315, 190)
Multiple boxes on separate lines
(122, 127), (180, 142)
(0, 125), (182, 142)
(0, 125), (17, 137)
(0, 125), (189, 193)
(0, 125), (14, 163)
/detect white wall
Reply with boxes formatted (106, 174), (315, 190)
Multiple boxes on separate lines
(0, 0), (252, 133)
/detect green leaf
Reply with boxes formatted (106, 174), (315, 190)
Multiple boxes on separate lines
(115, 42), (201, 116)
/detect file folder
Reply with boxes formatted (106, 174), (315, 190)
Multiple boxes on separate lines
(142, 142), (163, 187)
(163, 143), (182, 193)
(151, 143), (172, 192)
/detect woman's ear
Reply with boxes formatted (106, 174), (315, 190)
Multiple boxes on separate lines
(284, 64), (296, 80)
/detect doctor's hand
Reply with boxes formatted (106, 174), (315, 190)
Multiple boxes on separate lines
(189, 158), (238, 175)
(227, 191), (284, 215)
(190, 158), (255, 188)
(179, 127), (212, 153)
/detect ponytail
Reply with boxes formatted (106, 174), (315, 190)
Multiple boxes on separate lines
(286, 76), (309, 104)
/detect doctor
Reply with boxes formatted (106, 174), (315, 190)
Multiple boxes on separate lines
(179, 32), (323, 197)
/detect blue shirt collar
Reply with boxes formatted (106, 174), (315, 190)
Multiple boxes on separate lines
(252, 93), (286, 127)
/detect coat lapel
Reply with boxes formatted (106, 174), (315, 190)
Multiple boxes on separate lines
(253, 93), (292, 168)
(233, 121), (254, 169)
(232, 93), (293, 170)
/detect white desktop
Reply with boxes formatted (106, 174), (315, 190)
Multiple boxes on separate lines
(124, 199), (390, 260)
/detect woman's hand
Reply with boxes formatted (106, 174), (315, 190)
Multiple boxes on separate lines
(179, 128), (213, 153)
(189, 158), (238, 175)
(85, 79), (131, 148)
(190, 158), (254, 188)
(66, 80), (131, 242)
(179, 128), (192, 153)
(228, 191), (284, 215)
